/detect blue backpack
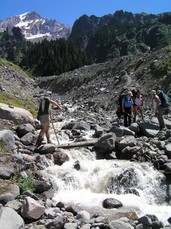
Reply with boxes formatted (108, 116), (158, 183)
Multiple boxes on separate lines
(157, 90), (170, 107)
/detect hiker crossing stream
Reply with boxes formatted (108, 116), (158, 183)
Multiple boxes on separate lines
(40, 111), (171, 226)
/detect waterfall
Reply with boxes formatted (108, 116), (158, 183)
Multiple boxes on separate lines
(42, 149), (171, 225)
(41, 115), (171, 226)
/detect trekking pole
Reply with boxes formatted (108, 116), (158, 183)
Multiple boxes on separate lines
(50, 112), (60, 145)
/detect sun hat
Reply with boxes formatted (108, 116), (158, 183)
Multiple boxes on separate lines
(151, 90), (156, 95)
(127, 90), (133, 96)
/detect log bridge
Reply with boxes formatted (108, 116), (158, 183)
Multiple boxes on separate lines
(57, 139), (97, 149)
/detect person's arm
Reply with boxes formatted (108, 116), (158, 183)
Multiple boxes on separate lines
(155, 95), (159, 114)
(122, 98), (125, 113)
(49, 99), (62, 111)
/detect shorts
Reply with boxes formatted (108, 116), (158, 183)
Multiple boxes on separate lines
(39, 114), (50, 126)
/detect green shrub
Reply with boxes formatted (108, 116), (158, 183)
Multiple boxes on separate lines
(12, 174), (35, 192)
(0, 92), (37, 117)
(0, 139), (7, 154)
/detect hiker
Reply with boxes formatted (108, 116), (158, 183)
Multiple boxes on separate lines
(36, 96), (62, 146)
(122, 90), (134, 127)
(116, 88), (127, 119)
(133, 89), (144, 122)
(151, 90), (166, 130)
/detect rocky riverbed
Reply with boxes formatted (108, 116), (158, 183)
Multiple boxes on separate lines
(0, 47), (171, 228)
(0, 98), (171, 228)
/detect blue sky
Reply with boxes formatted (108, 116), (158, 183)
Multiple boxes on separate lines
(1, 0), (171, 26)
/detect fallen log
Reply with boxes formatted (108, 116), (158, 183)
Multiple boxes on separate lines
(57, 139), (97, 149)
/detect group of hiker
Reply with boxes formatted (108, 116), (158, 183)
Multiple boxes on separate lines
(117, 87), (170, 130)
(35, 87), (170, 146)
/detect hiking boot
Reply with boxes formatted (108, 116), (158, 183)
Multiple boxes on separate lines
(36, 137), (44, 146)
(47, 138), (53, 144)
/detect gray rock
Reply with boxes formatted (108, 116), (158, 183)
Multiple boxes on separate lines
(164, 162), (171, 173)
(0, 204), (25, 229)
(165, 143), (171, 159)
(0, 102), (34, 124)
(35, 144), (56, 154)
(103, 198), (123, 209)
(0, 130), (16, 151)
(45, 215), (65, 228)
(53, 151), (69, 165)
(33, 180), (51, 194)
(21, 196), (45, 220)
(76, 210), (90, 222)
(16, 123), (35, 138)
(139, 122), (159, 137)
(94, 132), (116, 153)
(63, 222), (78, 229)
(109, 124), (124, 137)
(0, 193), (15, 205)
(120, 146), (140, 159)
(72, 121), (91, 131)
(5, 199), (22, 211)
(20, 132), (36, 145)
(118, 135), (136, 151)
(109, 219), (134, 229)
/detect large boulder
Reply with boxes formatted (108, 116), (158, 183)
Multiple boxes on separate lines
(21, 196), (45, 220)
(0, 129), (16, 151)
(165, 143), (171, 159)
(139, 122), (159, 137)
(0, 204), (25, 229)
(94, 133), (116, 153)
(16, 123), (35, 138)
(0, 103), (34, 124)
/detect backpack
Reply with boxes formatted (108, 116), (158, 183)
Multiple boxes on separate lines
(116, 89), (127, 118)
(157, 90), (170, 107)
(37, 97), (50, 120)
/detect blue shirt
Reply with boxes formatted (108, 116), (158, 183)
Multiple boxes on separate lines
(122, 96), (133, 108)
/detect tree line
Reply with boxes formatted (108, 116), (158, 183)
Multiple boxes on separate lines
(0, 27), (91, 77)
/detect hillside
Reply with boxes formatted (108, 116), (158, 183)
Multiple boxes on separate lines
(0, 10), (171, 78)
(69, 10), (171, 62)
(37, 46), (171, 112)
(0, 58), (43, 129)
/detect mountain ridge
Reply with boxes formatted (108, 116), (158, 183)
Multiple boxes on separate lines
(0, 11), (71, 40)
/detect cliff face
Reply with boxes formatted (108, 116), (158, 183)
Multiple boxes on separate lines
(69, 11), (171, 62)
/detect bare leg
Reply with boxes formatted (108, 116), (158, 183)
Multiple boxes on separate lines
(36, 125), (46, 146)
(134, 106), (137, 122)
(140, 109), (144, 120)
(45, 126), (52, 143)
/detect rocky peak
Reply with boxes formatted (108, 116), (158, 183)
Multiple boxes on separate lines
(21, 11), (41, 21)
(0, 11), (71, 40)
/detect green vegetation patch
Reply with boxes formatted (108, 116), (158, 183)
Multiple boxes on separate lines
(0, 92), (37, 117)
(12, 174), (35, 193)
(0, 179), (13, 194)
(0, 139), (8, 154)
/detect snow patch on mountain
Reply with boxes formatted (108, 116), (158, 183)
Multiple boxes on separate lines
(0, 12), (71, 40)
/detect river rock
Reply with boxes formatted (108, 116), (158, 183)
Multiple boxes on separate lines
(0, 102), (34, 124)
(103, 198), (123, 209)
(139, 122), (159, 137)
(165, 143), (171, 159)
(94, 132), (116, 153)
(109, 219), (134, 229)
(16, 123), (35, 138)
(117, 135), (136, 151)
(0, 129), (16, 151)
(21, 196), (45, 220)
(53, 151), (69, 165)
(0, 204), (25, 229)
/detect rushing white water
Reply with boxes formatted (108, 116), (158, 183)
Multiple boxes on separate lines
(42, 118), (171, 226)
